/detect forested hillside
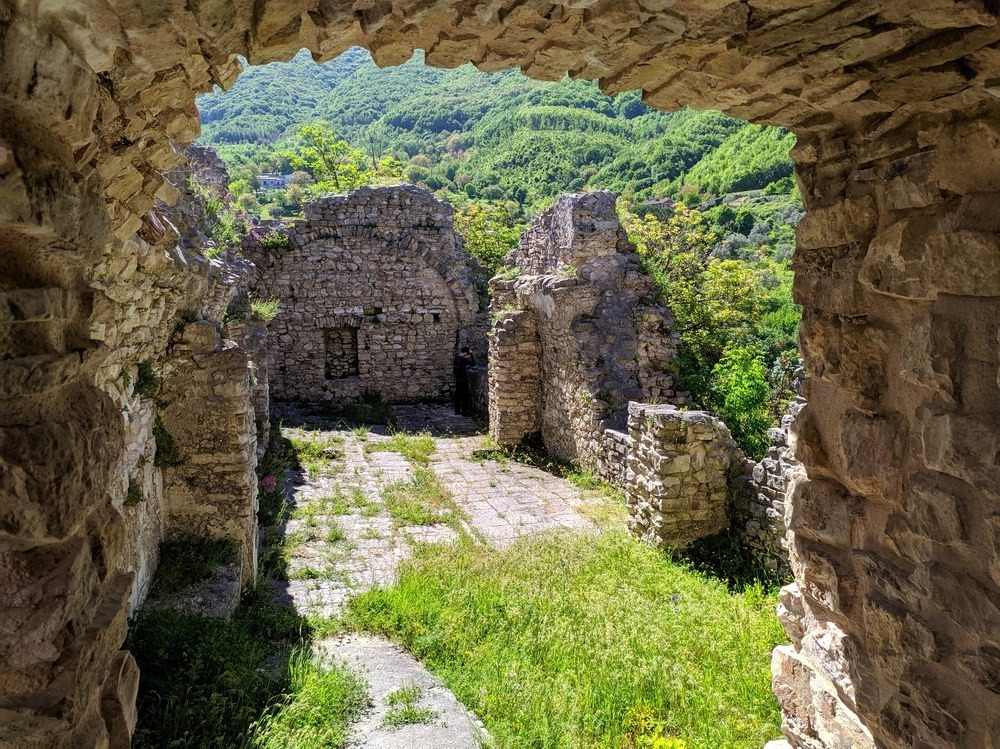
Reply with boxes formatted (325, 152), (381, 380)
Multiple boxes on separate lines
(198, 49), (796, 211)
(196, 48), (802, 457)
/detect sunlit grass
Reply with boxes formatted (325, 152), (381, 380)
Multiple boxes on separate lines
(350, 531), (785, 749)
(366, 431), (436, 466)
(252, 649), (367, 748)
(383, 466), (459, 527)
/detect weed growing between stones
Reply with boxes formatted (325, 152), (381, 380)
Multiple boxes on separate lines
(383, 466), (460, 527)
(365, 430), (436, 465)
(124, 478), (144, 507)
(289, 430), (344, 476)
(350, 531), (784, 749)
(152, 416), (185, 468)
(382, 685), (438, 728)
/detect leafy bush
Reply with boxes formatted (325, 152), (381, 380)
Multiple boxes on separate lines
(153, 417), (185, 468)
(709, 347), (771, 459)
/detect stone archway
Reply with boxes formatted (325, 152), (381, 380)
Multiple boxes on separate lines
(2, 3), (1000, 747)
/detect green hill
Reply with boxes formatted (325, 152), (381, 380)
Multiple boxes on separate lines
(196, 49), (796, 209)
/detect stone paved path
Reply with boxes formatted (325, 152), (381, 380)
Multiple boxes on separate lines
(322, 635), (489, 749)
(269, 402), (608, 748)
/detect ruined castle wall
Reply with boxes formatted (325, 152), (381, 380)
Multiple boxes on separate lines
(625, 403), (737, 547)
(158, 322), (259, 586)
(229, 320), (271, 458)
(252, 186), (479, 404)
(489, 192), (683, 465)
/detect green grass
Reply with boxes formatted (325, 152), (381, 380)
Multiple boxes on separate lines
(150, 537), (236, 596)
(350, 531), (785, 749)
(326, 521), (346, 543)
(383, 684), (438, 728)
(366, 431), (436, 466)
(253, 649), (368, 748)
(383, 466), (459, 527)
(290, 431), (344, 476)
(128, 586), (363, 749)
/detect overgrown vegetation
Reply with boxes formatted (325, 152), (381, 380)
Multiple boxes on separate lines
(623, 203), (799, 458)
(134, 361), (162, 400)
(350, 531), (785, 748)
(252, 649), (368, 748)
(129, 423), (365, 749)
(365, 431), (436, 466)
(150, 537), (236, 596)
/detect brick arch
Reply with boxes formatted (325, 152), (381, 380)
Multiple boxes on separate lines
(2, 3), (1000, 747)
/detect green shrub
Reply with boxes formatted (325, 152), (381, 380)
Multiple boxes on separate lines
(249, 298), (280, 322)
(124, 479), (144, 508)
(134, 361), (162, 400)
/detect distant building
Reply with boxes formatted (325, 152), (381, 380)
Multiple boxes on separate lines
(258, 173), (287, 190)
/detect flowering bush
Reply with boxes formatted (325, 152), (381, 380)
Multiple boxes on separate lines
(259, 475), (277, 493)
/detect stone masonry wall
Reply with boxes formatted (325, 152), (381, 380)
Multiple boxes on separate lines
(158, 321), (259, 586)
(229, 320), (271, 459)
(5, 3), (1000, 747)
(251, 185), (479, 404)
(625, 403), (737, 548)
(489, 192), (683, 466)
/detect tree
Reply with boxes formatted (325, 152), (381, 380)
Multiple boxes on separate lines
(710, 346), (771, 459)
(289, 123), (354, 191)
(453, 201), (524, 278)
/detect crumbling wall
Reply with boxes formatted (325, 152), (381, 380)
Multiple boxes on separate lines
(733, 398), (804, 579)
(489, 192), (683, 465)
(229, 320), (271, 458)
(250, 185), (479, 403)
(159, 322), (258, 585)
(625, 403), (737, 547)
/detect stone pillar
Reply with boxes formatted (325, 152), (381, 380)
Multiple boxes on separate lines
(775, 110), (1000, 749)
(625, 403), (735, 547)
(158, 322), (258, 585)
(228, 320), (271, 458)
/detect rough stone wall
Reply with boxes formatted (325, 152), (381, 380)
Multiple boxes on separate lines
(250, 186), (479, 403)
(625, 403), (737, 547)
(733, 398), (805, 578)
(769, 109), (1000, 749)
(229, 320), (271, 459)
(159, 322), (258, 585)
(5, 2), (1000, 747)
(489, 192), (683, 465)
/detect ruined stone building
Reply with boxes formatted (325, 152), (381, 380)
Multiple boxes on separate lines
(489, 190), (797, 569)
(4, 3), (1000, 748)
(247, 186), (479, 404)
(489, 191), (683, 464)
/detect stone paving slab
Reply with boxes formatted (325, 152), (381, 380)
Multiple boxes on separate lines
(321, 634), (489, 749)
(272, 403), (609, 746)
